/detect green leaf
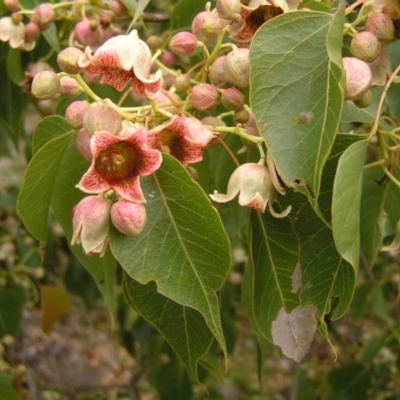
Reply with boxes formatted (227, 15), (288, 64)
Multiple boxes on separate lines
(332, 139), (368, 272)
(124, 275), (214, 380)
(6, 49), (24, 86)
(0, 280), (25, 338)
(250, 8), (344, 200)
(50, 133), (117, 317)
(341, 88), (381, 124)
(242, 210), (299, 344)
(17, 128), (74, 243)
(0, 373), (20, 400)
(110, 154), (231, 356)
(41, 23), (60, 53)
(32, 115), (72, 154)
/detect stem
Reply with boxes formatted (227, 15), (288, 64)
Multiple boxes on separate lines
(71, 74), (101, 102)
(217, 137), (240, 167)
(209, 125), (265, 144)
(382, 164), (400, 188)
(363, 159), (387, 169)
(345, 0), (367, 15)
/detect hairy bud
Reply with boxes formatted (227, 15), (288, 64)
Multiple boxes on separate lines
(57, 47), (84, 74)
(216, 0), (242, 20)
(31, 3), (55, 31)
(192, 11), (224, 44)
(65, 100), (90, 129)
(76, 128), (92, 161)
(83, 104), (122, 136)
(365, 12), (395, 43)
(60, 76), (82, 97)
(111, 200), (147, 236)
(353, 90), (373, 108)
(169, 31), (198, 56)
(224, 48), (250, 89)
(31, 70), (60, 99)
(174, 74), (191, 92)
(350, 31), (381, 62)
(209, 56), (229, 87)
(191, 83), (220, 111)
(221, 87), (245, 111)
(342, 57), (373, 101)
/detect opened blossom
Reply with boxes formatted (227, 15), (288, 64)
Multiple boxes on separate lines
(210, 163), (291, 217)
(79, 29), (162, 98)
(150, 115), (215, 165)
(0, 16), (25, 48)
(77, 128), (162, 203)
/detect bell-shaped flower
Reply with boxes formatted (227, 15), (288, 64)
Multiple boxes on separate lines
(71, 195), (112, 256)
(150, 115), (215, 165)
(0, 16), (25, 48)
(77, 128), (162, 203)
(209, 163), (291, 217)
(80, 29), (162, 98)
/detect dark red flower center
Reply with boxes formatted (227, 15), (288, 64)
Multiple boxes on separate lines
(95, 141), (142, 183)
(156, 130), (185, 161)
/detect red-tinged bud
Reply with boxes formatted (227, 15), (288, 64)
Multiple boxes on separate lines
(31, 3), (55, 31)
(109, 0), (128, 16)
(342, 57), (372, 101)
(99, 12), (111, 29)
(365, 12), (395, 42)
(83, 103), (122, 136)
(169, 31), (198, 56)
(57, 47), (84, 74)
(60, 76), (82, 97)
(353, 90), (373, 108)
(24, 22), (40, 42)
(111, 200), (147, 236)
(74, 18), (102, 47)
(224, 48), (250, 89)
(65, 100), (90, 129)
(350, 31), (381, 62)
(190, 83), (220, 111)
(4, 0), (20, 12)
(76, 128), (92, 161)
(160, 51), (177, 68)
(192, 11), (224, 44)
(216, 0), (241, 20)
(209, 56), (229, 87)
(221, 87), (245, 111)
(31, 70), (60, 99)
(174, 74), (191, 92)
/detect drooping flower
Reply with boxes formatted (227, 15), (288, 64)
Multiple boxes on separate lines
(209, 163), (291, 217)
(79, 29), (162, 98)
(77, 128), (162, 203)
(71, 195), (111, 256)
(150, 115), (215, 165)
(0, 16), (25, 48)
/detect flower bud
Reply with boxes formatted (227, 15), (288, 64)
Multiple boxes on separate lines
(350, 31), (381, 62)
(216, 0), (242, 20)
(83, 104), (122, 136)
(111, 200), (147, 236)
(71, 196), (111, 256)
(224, 48), (250, 89)
(76, 128), (92, 160)
(353, 90), (373, 108)
(57, 47), (84, 74)
(209, 56), (229, 87)
(342, 57), (372, 100)
(146, 35), (163, 50)
(234, 108), (249, 124)
(191, 11), (224, 44)
(190, 83), (220, 111)
(65, 100), (90, 129)
(60, 76), (82, 97)
(160, 51), (177, 68)
(174, 74), (191, 92)
(74, 18), (102, 47)
(169, 31), (198, 56)
(4, 0), (20, 12)
(365, 12), (395, 42)
(221, 87), (245, 111)
(24, 22), (40, 42)
(31, 3), (55, 31)
(31, 70), (60, 99)
(109, 0), (128, 16)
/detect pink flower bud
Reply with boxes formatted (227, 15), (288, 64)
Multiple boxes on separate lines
(59, 76), (83, 97)
(160, 51), (177, 68)
(191, 83), (220, 111)
(221, 87), (245, 111)
(342, 57), (373, 101)
(174, 74), (191, 92)
(71, 196), (111, 256)
(169, 31), (198, 56)
(24, 22), (40, 43)
(350, 31), (381, 62)
(365, 12), (395, 42)
(216, 0), (241, 20)
(4, 0), (20, 12)
(74, 18), (102, 47)
(31, 3), (55, 31)
(111, 200), (147, 236)
(209, 56), (229, 87)
(83, 104), (122, 136)
(57, 47), (84, 74)
(109, 0), (128, 16)
(224, 48), (250, 89)
(65, 100), (90, 129)
(76, 128), (92, 160)
(191, 11), (224, 44)
(31, 70), (60, 99)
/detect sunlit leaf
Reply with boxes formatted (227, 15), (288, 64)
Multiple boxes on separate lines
(0, 373), (20, 400)
(41, 23), (60, 53)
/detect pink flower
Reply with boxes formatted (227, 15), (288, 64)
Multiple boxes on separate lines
(77, 128), (162, 203)
(209, 163), (291, 217)
(0, 16), (25, 48)
(150, 116), (215, 165)
(71, 196), (111, 256)
(80, 29), (162, 98)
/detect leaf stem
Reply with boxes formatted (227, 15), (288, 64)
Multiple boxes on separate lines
(216, 137), (240, 167)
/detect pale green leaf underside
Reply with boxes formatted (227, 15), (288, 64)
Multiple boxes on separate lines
(110, 154), (231, 356)
(250, 10), (344, 199)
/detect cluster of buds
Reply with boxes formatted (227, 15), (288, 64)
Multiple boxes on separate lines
(344, 6), (398, 107)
